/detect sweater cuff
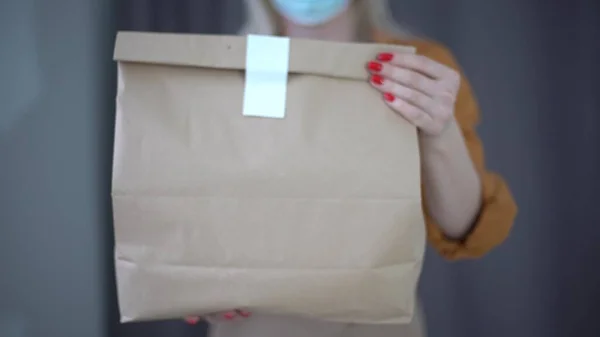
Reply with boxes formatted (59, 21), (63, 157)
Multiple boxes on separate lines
(425, 172), (517, 260)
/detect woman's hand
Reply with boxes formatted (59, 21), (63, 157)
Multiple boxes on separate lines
(366, 52), (461, 137)
(185, 310), (252, 325)
(366, 51), (482, 239)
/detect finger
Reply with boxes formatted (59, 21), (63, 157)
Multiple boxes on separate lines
(370, 75), (436, 114)
(437, 90), (457, 105)
(382, 92), (433, 129)
(367, 61), (438, 96)
(185, 316), (201, 325)
(377, 52), (452, 80)
(236, 309), (252, 318)
(222, 311), (238, 321)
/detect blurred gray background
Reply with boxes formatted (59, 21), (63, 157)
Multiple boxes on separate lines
(1, 1), (599, 337)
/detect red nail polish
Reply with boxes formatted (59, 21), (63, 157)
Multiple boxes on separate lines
(377, 53), (393, 62)
(371, 75), (384, 85)
(367, 61), (382, 72)
(223, 312), (236, 320)
(185, 317), (200, 325)
(239, 311), (252, 318)
(383, 92), (395, 102)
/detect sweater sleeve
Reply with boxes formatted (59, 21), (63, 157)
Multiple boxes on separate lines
(418, 43), (518, 260)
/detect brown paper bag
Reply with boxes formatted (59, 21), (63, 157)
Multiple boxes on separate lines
(112, 31), (426, 324)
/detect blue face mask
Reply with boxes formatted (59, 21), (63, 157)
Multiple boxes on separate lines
(271, 0), (351, 26)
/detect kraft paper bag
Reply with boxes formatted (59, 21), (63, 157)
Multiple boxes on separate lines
(112, 31), (426, 324)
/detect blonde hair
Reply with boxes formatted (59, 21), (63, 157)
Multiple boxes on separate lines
(239, 0), (415, 39)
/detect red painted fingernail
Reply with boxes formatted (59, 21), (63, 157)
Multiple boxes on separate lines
(367, 61), (382, 72)
(377, 53), (394, 62)
(185, 317), (200, 325)
(239, 311), (252, 318)
(223, 312), (236, 320)
(383, 92), (395, 102)
(371, 75), (384, 85)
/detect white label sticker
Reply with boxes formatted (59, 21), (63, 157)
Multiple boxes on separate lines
(242, 35), (290, 119)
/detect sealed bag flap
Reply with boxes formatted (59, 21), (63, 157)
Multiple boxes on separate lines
(113, 31), (416, 80)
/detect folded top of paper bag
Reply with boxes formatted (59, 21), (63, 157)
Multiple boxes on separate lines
(113, 31), (415, 80)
